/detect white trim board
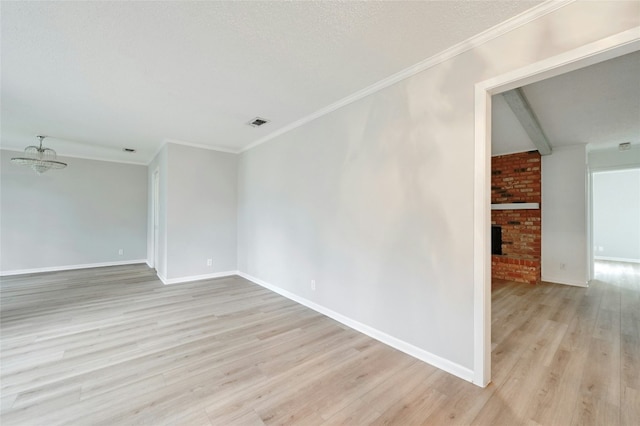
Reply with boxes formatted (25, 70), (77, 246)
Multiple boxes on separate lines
(158, 270), (239, 285)
(541, 276), (589, 288)
(491, 203), (539, 210)
(148, 139), (239, 165)
(238, 271), (474, 383)
(0, 259), (148, 277)
(1, 146), (148, 166)
(594, 256), (640, 264)
(589, 164), (640, 173)
(163, 138), (239, 155)
(474, 27), (640, 388)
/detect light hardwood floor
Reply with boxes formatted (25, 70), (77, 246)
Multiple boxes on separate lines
(1, 261), (638, 425)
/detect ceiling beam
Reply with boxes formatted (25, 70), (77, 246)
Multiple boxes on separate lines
(501, 88), (552, 156)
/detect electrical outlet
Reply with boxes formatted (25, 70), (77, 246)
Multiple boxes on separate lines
(118, 249), (123, 256)
(207, 259), (213, 267)
(311, 280), (316, 291)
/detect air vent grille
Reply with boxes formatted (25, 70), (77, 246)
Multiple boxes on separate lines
(247, 117), (270, 127)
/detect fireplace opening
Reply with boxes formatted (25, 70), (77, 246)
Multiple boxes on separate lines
(491, 225), (503, 255)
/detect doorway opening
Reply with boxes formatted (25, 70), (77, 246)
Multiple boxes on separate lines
(590, 167), (640, 279)
(473, 29), (639, 386)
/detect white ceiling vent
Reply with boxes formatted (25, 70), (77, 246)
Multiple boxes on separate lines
(247, 117), (270, 128)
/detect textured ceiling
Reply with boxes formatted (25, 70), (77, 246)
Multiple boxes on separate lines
(492, 50), (640, 156)
(1, 1), (542, 163)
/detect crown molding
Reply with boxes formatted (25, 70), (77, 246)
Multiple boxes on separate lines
(147, 138), (240, 165)
(0, 146), (148, 166)
(164, 138), (240, 154)
(241, 0), (574, 153)
(59, 152), (148, 166)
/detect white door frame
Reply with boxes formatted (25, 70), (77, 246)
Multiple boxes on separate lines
(473, 28), (640, 387)
(151, 167), (160, 270)
(588, 168), (595, 281)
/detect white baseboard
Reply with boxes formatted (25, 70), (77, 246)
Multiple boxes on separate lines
(594, 256), (640, 264)
(237, 271), (474, 383)
(0, 259), (148, 277)
(159, 270), (239, 285)
(541, 275), (588, 288)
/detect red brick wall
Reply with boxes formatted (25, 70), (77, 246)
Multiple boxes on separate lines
(491, 151), (541, 284)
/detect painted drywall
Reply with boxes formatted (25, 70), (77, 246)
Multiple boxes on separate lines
(164, 143), (238, 280)
(147, 144), (169, 278)
(1, 149), (147, 274)
(541, 145), (588, 286)
(588, 144), (640, 170)
(238, 95), (477, 370)
(592, 169), (640, 262)
(238, 2), (638, 373)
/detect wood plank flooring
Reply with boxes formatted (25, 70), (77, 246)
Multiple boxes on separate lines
(1, 261), (638, 425)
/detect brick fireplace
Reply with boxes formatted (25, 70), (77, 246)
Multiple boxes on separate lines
(491, 151), (541, 284)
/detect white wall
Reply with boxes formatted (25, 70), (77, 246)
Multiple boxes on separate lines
(592, 169), (640, 263)
(165, 143), (237, 280)
(541, 145), (588, 286)
(1, 149), (147, 274)
(588, 144), (640, 170)
(238, 1), (639, 375)
(147, 144), (169, 278)
(148, 143), (238, 283)
(239, 91), (477, 370)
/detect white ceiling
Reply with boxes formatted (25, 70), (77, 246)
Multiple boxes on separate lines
(492, 50), (640, 156)
(1, 1), (543, 164)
